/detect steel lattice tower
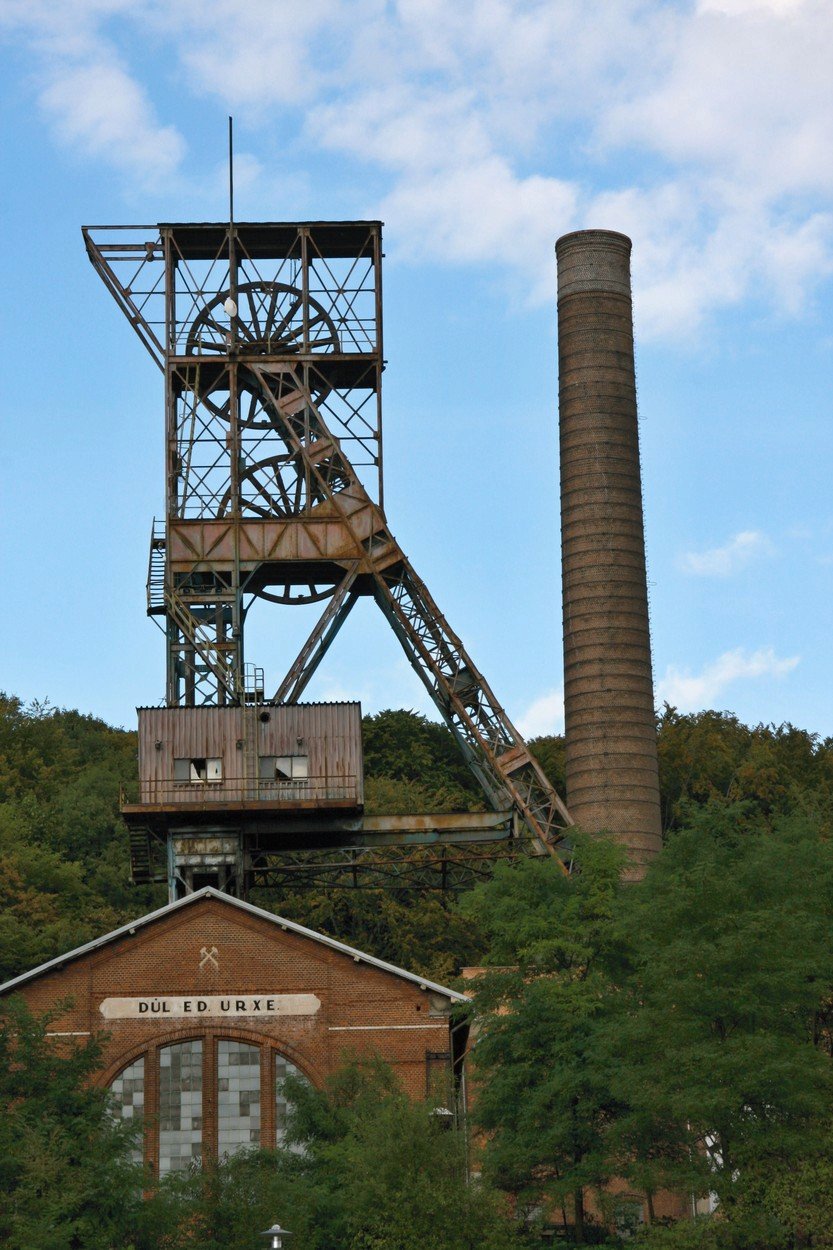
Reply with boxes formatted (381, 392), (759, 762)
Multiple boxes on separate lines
(84, 219), (573, 894)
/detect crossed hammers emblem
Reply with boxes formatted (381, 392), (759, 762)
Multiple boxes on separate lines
(199, 945), (219, 971)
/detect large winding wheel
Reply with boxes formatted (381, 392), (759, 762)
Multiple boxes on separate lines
(184, 282), (347, 606)
(186, 281), (340, 359)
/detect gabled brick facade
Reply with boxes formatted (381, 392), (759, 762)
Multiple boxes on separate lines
(0, 889), (467, 1174)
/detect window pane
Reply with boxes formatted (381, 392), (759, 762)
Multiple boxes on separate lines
(275, 1052), (307, 1148)
(159, 1040), (203, 1174)
(274, 756), (309, 781)
(206, 758), (223, 782)
(218, 1040), (261, 1157)
(109, 1055), (145, 1165)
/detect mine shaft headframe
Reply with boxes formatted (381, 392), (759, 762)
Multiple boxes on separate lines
(81, 220), (384, 502)
(85, 219), (574, 863)
(83, 221), (385, 706)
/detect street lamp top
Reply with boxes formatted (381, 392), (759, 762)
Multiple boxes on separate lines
(260, 1223), (292, 1250)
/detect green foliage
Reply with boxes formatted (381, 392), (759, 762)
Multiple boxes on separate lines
(287, 1059), (518, 1250)
(527, 733), (566, 797)
(615, 806), (833, 1207)
(146, 1060), (518, 1250)
(5, 693), (833, 1244)
(533, 711), (833, 838)
(459, 807), (833, 1246)
(362, 709), (480, 801)
(137, 1148), (319, 1250)
(267, 884), (485, 983)
(0, 997), (143, 1250)
(364, 774), (482, 815)
(743, 1139), (833, 1249)
(460, 836), (628, 1239)
(656, 706), (833, 833)
(0, 694), (161, 982)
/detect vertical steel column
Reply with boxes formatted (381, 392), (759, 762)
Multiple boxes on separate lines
(556, 230), (662, 876)
(374, 226), (385, 511)
(228, 225), (243, 704)
(164, 230), (180, 706)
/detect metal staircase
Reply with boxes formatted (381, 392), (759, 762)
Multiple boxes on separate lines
(128, 826), (158, 884)
(146, 520), (166, 615)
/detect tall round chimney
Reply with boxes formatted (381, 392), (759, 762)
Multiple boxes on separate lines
(556, 230), (662, 875)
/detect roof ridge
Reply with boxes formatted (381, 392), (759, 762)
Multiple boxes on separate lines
(0, 886), (468, 1003)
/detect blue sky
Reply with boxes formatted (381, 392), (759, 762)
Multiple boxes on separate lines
(1, 0), (831, 738)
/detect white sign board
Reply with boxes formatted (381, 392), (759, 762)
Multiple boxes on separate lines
(99, 994), (320, 1020)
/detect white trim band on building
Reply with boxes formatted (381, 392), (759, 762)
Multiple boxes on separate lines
(328, 1024), (449, 1032)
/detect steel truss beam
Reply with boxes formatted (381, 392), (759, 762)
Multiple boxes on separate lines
(273, 566), (360, 703)
(246, 842), (533, 892)
(248, 363), (572, 861)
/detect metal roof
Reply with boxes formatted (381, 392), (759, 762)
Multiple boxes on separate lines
(0, 887), (468, 1003)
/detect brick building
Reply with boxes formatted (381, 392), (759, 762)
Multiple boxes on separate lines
(0, 888), (468, 1175)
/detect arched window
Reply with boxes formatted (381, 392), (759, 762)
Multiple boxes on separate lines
(109, 1055), (145, 1164)
(218, 1039), (261, 1157)
(275, 1051), (306, 1147)
(105, 1039), (310, 1168)
(159, 1040), (203, 1174)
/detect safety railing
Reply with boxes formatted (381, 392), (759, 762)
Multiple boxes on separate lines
(127, 775), (359, 807)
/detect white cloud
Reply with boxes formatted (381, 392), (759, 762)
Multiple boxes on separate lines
(39, 58), (185, 186)
(312, 0), (833, 332)
(603, 2), (833, 203)
(176, 0), (356, 113)
(657, 646), (799, 711)
(679, 530), (774, 577)
(517, 688), (565, 738)
(379, 159), (579, 297)
(1, 0), (186, 188)
(697, 1), (811, 24)
(4, 0), (833, 335)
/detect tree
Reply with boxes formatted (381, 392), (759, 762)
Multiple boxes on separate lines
(287, 1059), (517, 1250)
(148, 1059), (518, 1250)
(0, 694), (160, 983)
(656, 707), (833, 834)
(0, 997), (143, 1250)
(458, 808), (833, 1246)
(615, 806), (833, 1245)
(362, 709), (480, 802)
(136, 1148), (319, 1250)
(269, 882), (487, 983)
(459, 835), (628, 1242)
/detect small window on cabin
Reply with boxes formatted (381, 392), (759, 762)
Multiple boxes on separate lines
(259, 755), (309, 781)
(174, 757), (223, 784)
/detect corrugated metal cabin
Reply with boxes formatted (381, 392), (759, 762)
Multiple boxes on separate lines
(135, 703), (363, 813)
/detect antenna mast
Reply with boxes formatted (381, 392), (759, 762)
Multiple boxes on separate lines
(228, 115), (234, 229)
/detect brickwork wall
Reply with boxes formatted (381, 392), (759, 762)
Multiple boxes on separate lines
(7, 896), (456, 1172)
(556, 229), (663, 877)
